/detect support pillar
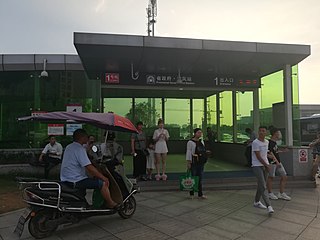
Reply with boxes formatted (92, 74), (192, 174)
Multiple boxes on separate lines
(34, 74), (40, 111)
(284, 64), (293, 146)
(216, 93), (221, 141)
(253, 88), (260, 133)
(232, 91), (237, 143)
(161, 98), (165, 121)
(203, 98), (208, 132)
(91, 77), (101, 112)
(190, 99), (193, 135)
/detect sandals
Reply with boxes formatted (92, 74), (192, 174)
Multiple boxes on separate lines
(155, 174), (167, 181)
(155, 174), (161, 181)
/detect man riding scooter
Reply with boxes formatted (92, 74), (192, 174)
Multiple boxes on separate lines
(60, 129), (119, 209)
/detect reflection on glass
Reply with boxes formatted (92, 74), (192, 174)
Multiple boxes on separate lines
(193, 99), (204, 130)
(165, 99), (190, 140)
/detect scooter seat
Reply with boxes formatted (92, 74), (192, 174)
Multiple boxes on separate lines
(59, 182), (81, 193)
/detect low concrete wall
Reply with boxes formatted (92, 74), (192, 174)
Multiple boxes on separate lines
(280, 146), (313, 177)
(213, 142), (247, 166)
(0, 148), (41, 164)
(213, 143), (313, 177)
(0, 163), (61, 177)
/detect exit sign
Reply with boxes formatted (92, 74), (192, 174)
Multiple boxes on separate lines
(105, 73), (119, 83)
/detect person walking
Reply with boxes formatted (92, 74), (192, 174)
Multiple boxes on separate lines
(186, 128), (208, 199)
(266, 127), (291, 201)
(39, 135), (63, 179)
(244, 128), (256, 167)
(251, 126), (274, 214)
(309, 132), (320, 181)
(153, 119), (170, 181)
(131, 121), (147, 181)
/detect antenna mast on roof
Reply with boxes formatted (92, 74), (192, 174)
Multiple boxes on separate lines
(147, 0), (157, 37)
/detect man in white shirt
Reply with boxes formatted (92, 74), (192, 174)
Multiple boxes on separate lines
(39, 136), (63, 179)
(251, 126), (274, 214)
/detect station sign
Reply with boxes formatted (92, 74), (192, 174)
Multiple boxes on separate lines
(103, 72), (260, 88)
(105, 73), (120, 84)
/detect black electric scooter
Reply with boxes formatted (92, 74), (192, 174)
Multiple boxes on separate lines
(14, 145), (138, 239)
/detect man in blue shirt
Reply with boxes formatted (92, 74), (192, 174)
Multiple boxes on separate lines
(60, 129), (118, 209)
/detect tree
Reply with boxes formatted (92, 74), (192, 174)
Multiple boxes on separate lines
(126, 101), (159, 128)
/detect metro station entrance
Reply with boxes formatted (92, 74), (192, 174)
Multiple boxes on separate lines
(73, 32), (312, 176)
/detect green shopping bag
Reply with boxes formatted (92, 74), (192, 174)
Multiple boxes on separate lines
(179, 170), (199, 192)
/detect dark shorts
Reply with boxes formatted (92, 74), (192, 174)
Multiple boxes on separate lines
(75, 178), (104, 190)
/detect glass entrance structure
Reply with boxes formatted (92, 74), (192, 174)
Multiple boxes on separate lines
(0, 34), (310, 151)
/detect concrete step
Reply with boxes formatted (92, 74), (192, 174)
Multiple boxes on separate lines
(137, 176), (316, 192)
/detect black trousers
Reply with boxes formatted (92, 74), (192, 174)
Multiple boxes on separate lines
(190, 163), (204, 197)
(245, 146), (252, 166)
(133, 149), (146, 178)
(43, 155), (61, 179)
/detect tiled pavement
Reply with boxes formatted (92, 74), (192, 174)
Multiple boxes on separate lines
(1, 187), (320, 240)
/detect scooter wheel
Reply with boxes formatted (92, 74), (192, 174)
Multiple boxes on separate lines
(28, 209), (58, 239)
(118, 196), (136, 219)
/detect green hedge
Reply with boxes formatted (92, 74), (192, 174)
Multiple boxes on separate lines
(0, 149), (41, 164)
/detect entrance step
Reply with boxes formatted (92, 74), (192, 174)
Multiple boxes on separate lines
(137, 175), (316, 192)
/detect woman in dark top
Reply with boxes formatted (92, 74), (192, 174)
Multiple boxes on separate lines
(131, 121), (147, 181)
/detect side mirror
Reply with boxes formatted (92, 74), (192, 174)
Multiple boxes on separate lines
(92, 145), (98, 153)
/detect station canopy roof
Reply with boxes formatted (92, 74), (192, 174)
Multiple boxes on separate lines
(73, 32), (310, 98)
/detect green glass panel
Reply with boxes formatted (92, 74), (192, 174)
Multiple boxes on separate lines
(259, 70), (283, 128)
(0, 70), (95, 148)
(193, 99), (204, 130)
(220, 91), (233, 142)
(206, 94), (217, 130)
(236, 91), (253, 143)
(165, 99), (190, 140)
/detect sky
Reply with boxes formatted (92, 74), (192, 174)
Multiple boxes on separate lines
(0, 0), (319, 104)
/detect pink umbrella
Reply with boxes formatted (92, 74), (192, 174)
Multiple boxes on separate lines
(18, 112), (138, 133)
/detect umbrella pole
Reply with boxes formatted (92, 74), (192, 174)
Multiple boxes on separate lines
(104, 131), (108, 143)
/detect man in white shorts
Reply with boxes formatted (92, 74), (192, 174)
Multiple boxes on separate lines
(267, 127), (291, 201)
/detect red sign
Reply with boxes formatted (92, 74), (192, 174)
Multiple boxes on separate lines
(31, 111), (47, 116)
(48, 124), (64, 136)
(105, 73), (119, 83)
(299, 149), (308, 163)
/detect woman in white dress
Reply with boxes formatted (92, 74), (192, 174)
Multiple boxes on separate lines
(153, 119), (170, 180)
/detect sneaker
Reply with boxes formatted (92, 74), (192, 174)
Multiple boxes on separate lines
(267, 206), (274, 214)
(161, 174), (167, 181)
(140, 176), (147, 181)
(277, 192), (291, 201)
(253, 201), (267, 209)
(268, 192), (279, 200)
(198, 195), (208, 200)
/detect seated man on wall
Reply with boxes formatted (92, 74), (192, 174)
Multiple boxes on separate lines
(60, 129), (119, 209)
(39, 135), (63, 179)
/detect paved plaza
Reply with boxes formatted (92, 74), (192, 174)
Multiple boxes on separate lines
(1, 186), (320, 240)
